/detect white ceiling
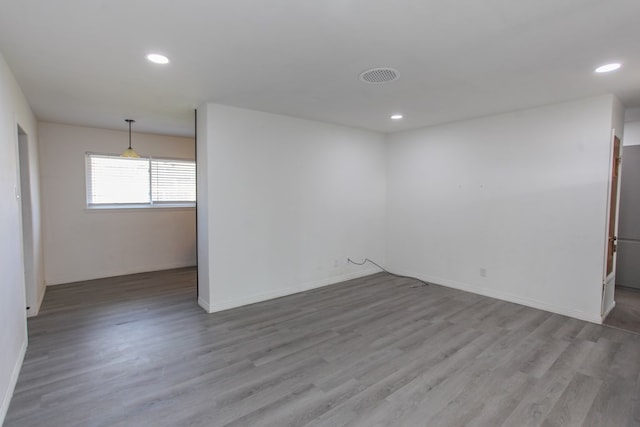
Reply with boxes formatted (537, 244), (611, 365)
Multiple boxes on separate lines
(0, 0), (639, 137)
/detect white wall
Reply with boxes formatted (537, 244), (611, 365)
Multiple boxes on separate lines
(0, 51), (40, 425)
(387, 95), (619, 323)
(39, 122), (196, 285)
(624, 122), (640, 146)
(623, 107), (640, 147)
(625, 106), (640, 124)
(198, 104), (387, 312)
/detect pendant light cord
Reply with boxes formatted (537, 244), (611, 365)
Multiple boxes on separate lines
(126, 119), (135, 149)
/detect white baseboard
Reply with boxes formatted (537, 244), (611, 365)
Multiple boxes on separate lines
(46, 261), (197, 286)
(203, 268), (380, 314)
(198, 296), (211, 313)
(394, 269), (604, 324)
(601, 301), (616, 322)
(26, 305), (36, 318)
(0, 338), (26, 426)
(36, 282), (46, 313)
(26, 282), (46, 318)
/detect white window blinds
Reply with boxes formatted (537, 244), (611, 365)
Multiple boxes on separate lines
(86, 153), (195, 207)
(151, 159), (196, 203)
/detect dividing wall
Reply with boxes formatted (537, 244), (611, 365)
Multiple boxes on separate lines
(197, 104), (387, 312)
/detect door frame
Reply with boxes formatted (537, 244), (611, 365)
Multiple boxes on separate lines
(601, 130), (622, 319)
(15, 120), (39, 317)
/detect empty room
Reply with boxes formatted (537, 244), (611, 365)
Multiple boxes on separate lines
(1, 1), (640, 426)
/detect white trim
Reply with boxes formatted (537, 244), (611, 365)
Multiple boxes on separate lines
(85, 205), (195, 212)
(85, 151), (195, 163)
(0, 338), (26, 426)
(197, 296), (210, 312)
(13, 116), (29, 315)
(27, 282), (47, 317)
(395, 269), (604, 324)
(46, 262), (197, 286)
(601, 129), (615, 284)
(601, 301), (616, 322)
(601, 129), (622, 316)
(85, 153), (196, 208)
(602, 129), (616, 286)
(205, 268), (380, 314)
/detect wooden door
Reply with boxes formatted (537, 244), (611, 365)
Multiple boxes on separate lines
(606, 136), (621, 276)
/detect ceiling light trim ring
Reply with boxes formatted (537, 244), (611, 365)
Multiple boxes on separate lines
(595, 63), (621, 73)
(147, 53), (170, 65)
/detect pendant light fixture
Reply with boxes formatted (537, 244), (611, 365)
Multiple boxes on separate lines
(121, 119), (140, 158)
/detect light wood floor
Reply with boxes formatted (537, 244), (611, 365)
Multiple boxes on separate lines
(5, 268), (640, 426)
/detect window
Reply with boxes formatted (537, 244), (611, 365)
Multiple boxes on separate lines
(86, 153), (196, 208)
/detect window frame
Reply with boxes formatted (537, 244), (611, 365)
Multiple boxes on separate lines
(85, 152), (196, 210)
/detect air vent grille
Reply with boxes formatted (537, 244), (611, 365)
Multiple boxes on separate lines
(359, 68), (399, 84)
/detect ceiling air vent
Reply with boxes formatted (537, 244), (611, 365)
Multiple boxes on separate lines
(359, 67), (399, 84)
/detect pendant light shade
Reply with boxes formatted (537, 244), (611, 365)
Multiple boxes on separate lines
(121, 119), (140, 158)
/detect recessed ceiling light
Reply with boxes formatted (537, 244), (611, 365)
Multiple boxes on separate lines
(390, 114), (403, 120)
(146, 53), (170, 65)
(595, 63), (621, 73)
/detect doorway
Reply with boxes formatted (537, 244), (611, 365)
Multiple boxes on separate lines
(16, 125), (36, 316)
(601, 135), (621, 318)
(615, 144), (640, 290)
(605, 142), (640, 333)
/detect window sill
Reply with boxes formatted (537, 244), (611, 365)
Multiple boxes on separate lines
(86, 204), (195, 212)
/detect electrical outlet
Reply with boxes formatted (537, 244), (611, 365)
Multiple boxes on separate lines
(480, 268), (487, 278)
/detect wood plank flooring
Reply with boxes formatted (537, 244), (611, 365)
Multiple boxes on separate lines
(5, 268), (640, 426)
(605, 286), (640, 335)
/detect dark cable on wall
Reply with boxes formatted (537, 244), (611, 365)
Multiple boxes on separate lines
(347, 258), (429, 287)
